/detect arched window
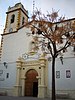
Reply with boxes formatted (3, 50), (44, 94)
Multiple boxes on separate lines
(11, 14), (15, 23)
(22, 17), (25, 25)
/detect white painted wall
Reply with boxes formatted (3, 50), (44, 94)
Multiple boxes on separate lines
(0, 63), (16, 88)
(48, 54), (75, 90)
(1, 27), (32, 62)
(0, 27), (32, 88)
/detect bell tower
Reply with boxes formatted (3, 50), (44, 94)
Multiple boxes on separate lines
(4, 3), (28, 33)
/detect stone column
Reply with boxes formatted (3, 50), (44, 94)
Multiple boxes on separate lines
(36, 76), (41, 98)
(38, 54), (46, 98)
(21, 77), (26, 96)
(14, 58), (22, 96)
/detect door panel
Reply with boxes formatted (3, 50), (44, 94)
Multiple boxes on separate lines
(25, 69), (38, 97)
(33, 82), (38, 97)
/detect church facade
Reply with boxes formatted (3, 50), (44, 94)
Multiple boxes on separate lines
(0, 3), (75, 99)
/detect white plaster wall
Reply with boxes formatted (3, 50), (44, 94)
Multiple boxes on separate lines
(48, 54), (75, 90)
(1, 27), (32, 62)
(0, 27), (32, 88)
(0, 63), (16, 88)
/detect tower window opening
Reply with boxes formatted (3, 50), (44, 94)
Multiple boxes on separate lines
(11, 14), (15, 23)
(22, 17), (25, 25)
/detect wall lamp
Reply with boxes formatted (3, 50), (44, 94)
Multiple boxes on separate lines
(3, 62), (8, 69)
(60, 56), (63, 65)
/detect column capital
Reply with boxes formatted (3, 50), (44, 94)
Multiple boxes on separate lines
(36, 76), (41, 79)
(21, 76), (26, 80)
(39, 55), (46, 60)
(16, 57), (22, 68)
(39, 56), (46, 66)
(17, 66), (21, 69)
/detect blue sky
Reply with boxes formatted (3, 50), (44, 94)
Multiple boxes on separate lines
(0, 0), (75, 43)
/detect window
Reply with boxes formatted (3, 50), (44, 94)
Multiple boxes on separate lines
(73, 46), (75, 52)
(6, 73), (9, 78)
(56, 71), (60, 78)
(22, 17), (25, 25)
(66, 70), (71, 78)
(11, 14), (15, 23)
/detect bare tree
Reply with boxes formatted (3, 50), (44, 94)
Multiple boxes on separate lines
(27, 9), (75, 100)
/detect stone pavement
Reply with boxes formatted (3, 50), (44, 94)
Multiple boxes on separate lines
(0, 96), (75, 100)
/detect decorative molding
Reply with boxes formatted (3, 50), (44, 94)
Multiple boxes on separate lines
(6, 8), (28, 17)
(24, 60), (39, 66)
(1, 30), (18, 36)
(22, 52), (40, 60)
(21, 77), (26, 80)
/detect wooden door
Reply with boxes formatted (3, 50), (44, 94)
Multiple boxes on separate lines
(25, 69), (38, 97)
(33, 82), (38, 97)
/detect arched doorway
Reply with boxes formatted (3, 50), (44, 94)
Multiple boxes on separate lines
(25, 69), (38, 97)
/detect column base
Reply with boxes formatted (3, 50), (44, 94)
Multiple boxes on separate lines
(13, 85), (22, 96)
(38, 85), (47, 98)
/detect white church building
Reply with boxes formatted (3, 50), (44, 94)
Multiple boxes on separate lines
(0, 3), (75, 99)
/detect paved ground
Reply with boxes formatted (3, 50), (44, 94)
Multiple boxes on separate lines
(0, 96), (75, 100)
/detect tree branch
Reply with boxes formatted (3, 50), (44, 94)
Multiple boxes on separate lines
(57, 40), (70, 54)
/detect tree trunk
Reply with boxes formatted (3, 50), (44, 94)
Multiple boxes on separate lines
(52, 56), (56, 100)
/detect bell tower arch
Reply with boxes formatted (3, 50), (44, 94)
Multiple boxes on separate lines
(4, 3), (28, 33)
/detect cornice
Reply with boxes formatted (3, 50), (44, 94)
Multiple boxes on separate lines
(6, 8), (28, 18)
(1, 31), (17, 36)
